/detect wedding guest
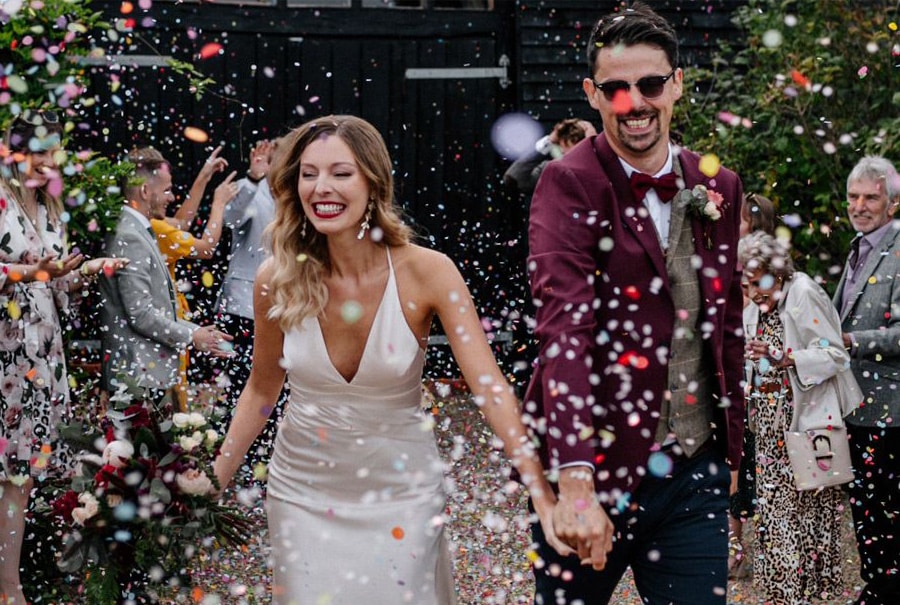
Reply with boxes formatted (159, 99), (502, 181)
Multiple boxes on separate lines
(524, 4), (745, 603)
(98, 146), (231, 403)
(0, 110), (126, 605)
(150, 145), (238, 409)
(740, 231), (848, 604)
(151, 144), (236, 321)
(213, 115), (569, 604)
(729, 191), (778, 579)
(503, 118), (597, 196)
(833, 155), (900, 605)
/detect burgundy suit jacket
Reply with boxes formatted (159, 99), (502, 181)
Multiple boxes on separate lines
(524, 133), (745, 508)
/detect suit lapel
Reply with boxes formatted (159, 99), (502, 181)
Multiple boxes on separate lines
(840, 227), (900, 321)
(122, 212), (178, 318)
(594, 135), (668, 280)
(677, 149), (718, 306)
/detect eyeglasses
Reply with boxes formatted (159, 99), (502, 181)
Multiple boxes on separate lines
(591, 69), (677, 101)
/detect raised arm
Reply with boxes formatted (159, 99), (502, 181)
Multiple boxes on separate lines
(188, 171), (238, 259)
(171, 145), (228, 231)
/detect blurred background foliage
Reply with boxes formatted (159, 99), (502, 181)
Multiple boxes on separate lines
(2, 0), (128, 253)
(676, 0), (900, 292)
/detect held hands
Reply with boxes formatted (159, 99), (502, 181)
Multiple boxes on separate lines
(528, 479), (576, 560)
(192, 325), (233, 358)
(553, 467), (615, 570)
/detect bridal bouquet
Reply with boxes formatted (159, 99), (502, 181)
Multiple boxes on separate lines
(47, 386), (252, 604)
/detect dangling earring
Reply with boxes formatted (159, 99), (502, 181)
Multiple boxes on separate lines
(357, 200), (375, 240)
(300, 214), (308, 238)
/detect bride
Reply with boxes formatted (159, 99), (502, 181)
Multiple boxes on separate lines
(213, 114), (570, 604)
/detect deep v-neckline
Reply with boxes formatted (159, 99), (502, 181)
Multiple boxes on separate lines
(314, 249), (392, 385)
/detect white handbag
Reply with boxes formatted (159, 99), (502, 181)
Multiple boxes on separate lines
(783, 425), (853, 490)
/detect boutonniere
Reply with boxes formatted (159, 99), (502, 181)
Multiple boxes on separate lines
(677, 184), (725, 222)
(677, 184), (726, 250)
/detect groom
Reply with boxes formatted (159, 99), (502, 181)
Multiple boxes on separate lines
(524, 3), (746, 603)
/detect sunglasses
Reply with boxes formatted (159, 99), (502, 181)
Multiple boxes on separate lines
(18, 109), (60, 126)
(591, 69), (677, 102)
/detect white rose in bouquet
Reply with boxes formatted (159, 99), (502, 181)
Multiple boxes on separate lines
(179, 434), (201, 452)
(102, 440), (135, 469)
(71, 493), (100, 526)
(173, 412), (190, 428)
(188, 412), (206, 427)
(176, 469), (214, 496)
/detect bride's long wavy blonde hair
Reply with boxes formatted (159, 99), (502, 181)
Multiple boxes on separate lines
(266, 115), (413, 330)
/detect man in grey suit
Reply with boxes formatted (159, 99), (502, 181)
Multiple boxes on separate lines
(833, 155), (900, 605)
(99, 147), (231, 400)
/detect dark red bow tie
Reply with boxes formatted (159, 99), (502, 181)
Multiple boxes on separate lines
(630, 171), (679, 203)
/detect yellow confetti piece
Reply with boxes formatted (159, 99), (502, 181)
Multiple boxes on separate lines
(890, 22), (898, 32)
(6, 301), (21, 321)
(699, 153), (721, 178)
(869, 276), (878, 284)
(201, 271), (214, 288)
(183, 126), (209, 143)
(252, 462), (268, 481)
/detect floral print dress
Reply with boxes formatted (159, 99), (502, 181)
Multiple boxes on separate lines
(0, 187), (74, 481)
(749, 309), (843, 604)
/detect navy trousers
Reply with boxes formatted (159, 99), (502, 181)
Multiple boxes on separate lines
(532, 448), (730, 605)
(848, 424), (900, 605)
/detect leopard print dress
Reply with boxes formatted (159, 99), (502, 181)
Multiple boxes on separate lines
(750, 309), (843, 604)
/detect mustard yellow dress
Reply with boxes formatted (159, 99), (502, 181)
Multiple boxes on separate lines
(150, 219), (197, 409)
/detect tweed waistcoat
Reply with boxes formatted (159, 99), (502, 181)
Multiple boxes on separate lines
(654, 194), (715, 455)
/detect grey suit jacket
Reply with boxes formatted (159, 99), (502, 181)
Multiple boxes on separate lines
(99, 209), (198, 391)
(214, 178), (274, 320)
(833, 220), (900, 426)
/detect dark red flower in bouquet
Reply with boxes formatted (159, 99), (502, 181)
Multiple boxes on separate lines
(123, 404), (151, 429)
(94, 464), (122, 490)
(51, 490), (79, 523)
